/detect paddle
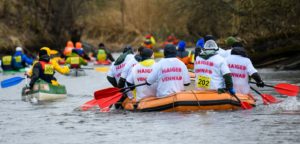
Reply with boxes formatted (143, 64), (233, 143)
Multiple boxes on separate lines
(1, 76), (25, 88)
(94, 67), (109, 72)
(230, 93), (253, 110)
(94, 83), (147, 100)
(250, 86), (280, 105)
(80, 99), (99, 111)
(250, 82), (299, 96)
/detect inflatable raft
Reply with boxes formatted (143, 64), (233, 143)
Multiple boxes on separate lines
(21, 79), (67, 103)
(1, 68), (27, 75)
(122, 90), (255, 112)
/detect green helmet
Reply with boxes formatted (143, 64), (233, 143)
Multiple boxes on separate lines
(225, 36), (237, 47)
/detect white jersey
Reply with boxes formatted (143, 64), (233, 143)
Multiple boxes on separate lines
(147, 58), (190, 98)
(226, 55), (257, 94)
(126, 59), (157, 101)
(121, 57), (138, 79)
(217, 47), (230, 58)
(194, 55), (230, 91)
(107, 54), (134, 82)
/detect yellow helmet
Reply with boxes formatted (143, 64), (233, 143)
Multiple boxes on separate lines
(40, 47), (51, 56)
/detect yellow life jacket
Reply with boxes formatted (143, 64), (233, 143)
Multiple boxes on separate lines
(97, 49), (107, 61)
(2, 56), (12, 65)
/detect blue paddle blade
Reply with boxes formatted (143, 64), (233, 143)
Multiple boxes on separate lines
(1, 76), (25, 88)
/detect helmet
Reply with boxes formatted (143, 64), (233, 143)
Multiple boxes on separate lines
(123, 45), (133, 53)
(178, 41), (186, 51)
(140, 48), (153, 60)
(167, 36), (174, 42)
(225, 36), (237, 47)
(164, 44), (177, 58)
(145, 34), (152, 39)
(66, 41), (74, 47)
(16, 47), (23, 51)
(40, 47), (51, 56)
(204, 35), (215, 42)
(204, 40), (218, 50)
(196, 38), (204, 48)
(75, 42), (82, 49)
(98, 43), (105, 48)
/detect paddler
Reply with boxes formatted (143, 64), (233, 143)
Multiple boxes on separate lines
(12, 47), (33, 70)
(107, 45), (134, 87)
(1, 51), (14, 71)
(95, 43), (115, 63)
(146, 44), (190, 98)
(75, 42), (90, 61)
(176, 41), (192, 68)
(65, 49), (87, 69)
(63, 40), (74, 57)
(118, 46), (144, 88)
(25, 48), (70, 93)
(226, 42), (264, 95)
(126, 48), (157, 101)
(204, 35), (229, 58)
(194, 40), (235, 95)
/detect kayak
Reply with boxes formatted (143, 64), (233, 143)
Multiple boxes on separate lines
(94, 60), (111, 65)
(1, 68), (27, 75)
(122, 90), (255, 112)
(68, 68), (86, 77)
(21, 79), (67, 103)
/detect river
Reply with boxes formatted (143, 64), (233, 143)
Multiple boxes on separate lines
(0, 64), (299, 144)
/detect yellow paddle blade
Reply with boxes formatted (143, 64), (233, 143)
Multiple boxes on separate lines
(95, 67), (109, 72)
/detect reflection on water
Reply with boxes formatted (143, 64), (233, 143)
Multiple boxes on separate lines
(0, 67), (299, 144)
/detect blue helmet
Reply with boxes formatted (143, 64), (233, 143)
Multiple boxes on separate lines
(196, 38), (204, 48)
(178, 41), (186, 51)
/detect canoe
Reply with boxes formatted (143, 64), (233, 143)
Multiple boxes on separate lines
(122, 90), (255, 112)
(1, 68), (27, 75)
(68, 68), (86, 77)
(94, 60), (111, 65)
(21, 79), (67, 103)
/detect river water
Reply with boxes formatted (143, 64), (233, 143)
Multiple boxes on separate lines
(0, 64), (299, 144)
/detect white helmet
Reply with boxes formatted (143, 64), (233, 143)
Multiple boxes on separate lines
(16, 47), (23, 51)
(204, 40), (219, 51)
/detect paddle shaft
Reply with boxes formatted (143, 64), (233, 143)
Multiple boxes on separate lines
(250, 81), (296, 91)
(250, 86), (263, 95)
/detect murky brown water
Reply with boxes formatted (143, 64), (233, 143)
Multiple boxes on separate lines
(0, 63), (299, 144)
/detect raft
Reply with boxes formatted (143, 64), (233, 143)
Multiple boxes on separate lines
(94, 60), (111, 65)
(122, 90), (255, 112)
(21, 79), (67, 103)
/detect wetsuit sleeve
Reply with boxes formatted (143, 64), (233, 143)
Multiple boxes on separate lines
(29, 63), (41, 89)
(106, 50), (115, 62)
(107, 76), (118, 87)
(52, 60), (70, 74)
(223, 73), (233, 90)
(80, 57), (88, 65)
(22, 54), (33, 65)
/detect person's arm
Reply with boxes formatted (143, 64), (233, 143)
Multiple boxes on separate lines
(146, 63), (160, 85)
(247, 59), (264, 87)
(106, 50), (115, 62)
(22, 54), (33, 65)
(182, 64), (191, 86)
(107, 76), (118, 87)
(125, 72), (135, 90)
(52, 60), (70, 74)
(220, 60), (235, 94)
(80, 57), (88, 65)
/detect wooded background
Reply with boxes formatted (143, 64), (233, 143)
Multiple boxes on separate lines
(0, 0), (299, 62)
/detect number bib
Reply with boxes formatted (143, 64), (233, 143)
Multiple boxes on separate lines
(44, 64), (54, 75)
(70, 57), (79, 64)
(15, 56), (22, 62)
(2, 56), (12, 65)
(196, 75), (211, 89)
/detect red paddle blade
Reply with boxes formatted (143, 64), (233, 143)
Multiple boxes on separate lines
(261, 94), (280, 104)
(97, 93), (123, 108)
(274, 83), (299, 96)
(240, 102), (253, 110)
(94, 87), (121, 99)
(80, 99), (98, 111)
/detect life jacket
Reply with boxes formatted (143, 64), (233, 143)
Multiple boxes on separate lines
(187, 51), (195, 69)
(176, 51), (190, 65)
(12, 54), (24, 70)
(70, 57), (80, 69)
(97, 49), (107, 61)
(39, 61), (55, 83)
(1, 55), (13, 70)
